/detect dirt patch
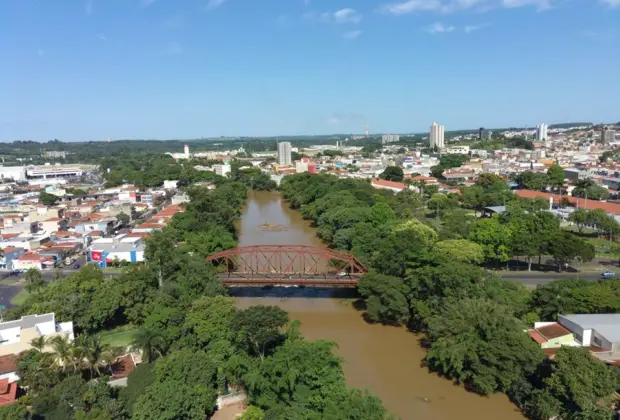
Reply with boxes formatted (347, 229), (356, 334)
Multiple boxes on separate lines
(211, 403), (247, 420)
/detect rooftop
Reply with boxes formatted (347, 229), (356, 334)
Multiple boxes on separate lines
(0, 313), (54, 332)
(561, 314), (620, 343)
(537, 322), (572, 340)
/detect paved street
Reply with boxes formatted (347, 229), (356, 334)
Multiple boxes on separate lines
(500, 272), (603, 286)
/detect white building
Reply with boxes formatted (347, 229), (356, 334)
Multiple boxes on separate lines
(184, 144), (190, 158)
(0, 313), (74, 357)
(445, 145), (470, 155)
(430, 121), (445, 150)
(536, 123), (548, 141)
(381, 134), (400, 144)
(278, 142), (292, 166)
(213, 163), (231, 177)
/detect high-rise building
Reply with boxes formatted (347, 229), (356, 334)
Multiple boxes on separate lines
(430, 121), (445, 150)
(601, 126), (617, 144)
(536, 123), (548, 141)
(277, 142), (292, 165)
(184, 144), (190, 158)
(479, 128), (492, 141)
(381, 134), (400, 144)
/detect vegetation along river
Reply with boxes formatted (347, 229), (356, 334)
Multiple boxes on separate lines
(233, 190), (524, 420)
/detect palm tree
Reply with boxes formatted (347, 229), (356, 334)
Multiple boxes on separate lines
(77, 335), (109, 377)
(29, 336), (48, 352)
(49, 335), (77, 373)
(131, 328), (166, 362)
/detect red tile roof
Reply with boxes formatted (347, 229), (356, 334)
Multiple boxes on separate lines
(0, 354), (18, 375)
(111, 354), (136, 379)
(371, 179), (407, 190)
(0, 379), (17, 407)
(528, 329), (548, 344)
(537, 323), (572, 340)
(17, 253), (41, 261)
(515, 190), (620, 215)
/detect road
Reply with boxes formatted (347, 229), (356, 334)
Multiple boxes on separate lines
(500, 272), (604, 286)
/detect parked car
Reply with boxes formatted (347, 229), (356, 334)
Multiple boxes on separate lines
(602, 271), (616, 278)
(74, 264), (81, 269)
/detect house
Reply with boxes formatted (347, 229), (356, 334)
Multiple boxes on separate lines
(0, 378), (18, 407)
(371, 179), (409, 193)
(0, 354), (19, 384)
(0, 313), (74, 357)
(12, 253), (43, 271)
(39, 217), (67, 234)
(528, 314), (620, 363)
(132, 222), (165, 233)
(0, 247), (25, 270)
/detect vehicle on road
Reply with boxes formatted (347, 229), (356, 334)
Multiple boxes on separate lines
(64, 258), (76, 266)
(602, 271), (616, 278)
(74, 264), (80, 269)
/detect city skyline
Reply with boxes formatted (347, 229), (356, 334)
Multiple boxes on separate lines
(1, 0), (619, 141)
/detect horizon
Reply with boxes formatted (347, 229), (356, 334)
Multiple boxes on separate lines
(1, 0), (619, 141)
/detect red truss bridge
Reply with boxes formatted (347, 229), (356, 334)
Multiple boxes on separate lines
(206, 245), (368, 287)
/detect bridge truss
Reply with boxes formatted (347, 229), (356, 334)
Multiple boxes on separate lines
(206, 245), (368, 287)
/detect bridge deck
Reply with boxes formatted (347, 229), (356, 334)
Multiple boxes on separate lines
(217, 273), (361, 288)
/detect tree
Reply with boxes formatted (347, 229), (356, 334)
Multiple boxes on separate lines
(39, 190), (59, 206)
(358, 272), (410, 325)
(131, 328), (166, 363)
(116, 212), (130, 225)
(535, 347), (620, 417)
(432, 239), (484, 265)
(245, 338), (345, 413)
(469, 217), (512, 265)
(425, 299), (544, 395)
(0, 404), (29, 420)
(145, 229), (179, 288)
(549, 232), (593, 271)
(323, 388), (395, 420)
(378, 166), (404, 182)
(547, 164), (565, 190)
(120, 363), (155, 414)
(240, 406), (265, 420)
(233, 305), (288, 360)
(183, 296), (236, 350)
(568, 209), (590, 234)
(24, 267), (45, 293)
(132, 380), (216, 420)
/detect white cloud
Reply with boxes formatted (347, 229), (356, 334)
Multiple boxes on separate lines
(344, 30), (362, 39)
(464, 24), (485, 33)
(333, 8), (362, 23)
(601, 0), (620, 6)
(381, 0), (554, 14)
(381, 0), (442, 15)
(425, 22), (455, 33)
(206, 0), (228, 10)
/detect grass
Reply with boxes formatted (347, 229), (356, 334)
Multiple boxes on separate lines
(11, 289), (30, 306)
(98, 326), (138, 348)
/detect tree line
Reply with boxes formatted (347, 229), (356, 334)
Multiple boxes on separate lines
(1, 177), (390, 419)
(280, 173), (620, 420)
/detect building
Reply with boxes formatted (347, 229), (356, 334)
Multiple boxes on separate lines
(0, 167), (26, 182)
(444, 146), (470, 155)
(213, 163), (231, 177)
(536, 123), (548, 141)
(528, 314), (620, 362)
(184, 144), (190, 158)
(88, 235), (145, 267)
(430, 122), (445, 150)
(12, 253), (43, 271)
(479, 128), (492, 141)
(0, 313), (74, 357)
(0, 247), (25, 270)
(381, 134), (400, 144)
(42, 151), (67, 159)
(277, 142), (292, 166)
(601, 126), (616, 144)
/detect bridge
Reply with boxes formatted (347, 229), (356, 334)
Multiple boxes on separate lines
(207, 245), (368, 287)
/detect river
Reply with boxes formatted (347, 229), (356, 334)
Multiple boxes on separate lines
(233, 190), (524, 420)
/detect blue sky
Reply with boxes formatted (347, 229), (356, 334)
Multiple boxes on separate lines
(0, 0), (618, 141)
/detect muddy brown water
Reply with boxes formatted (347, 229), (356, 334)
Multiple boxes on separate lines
(233, 190), (524, 420)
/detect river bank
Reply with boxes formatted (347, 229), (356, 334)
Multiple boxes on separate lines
(233, 190), (524, 420)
